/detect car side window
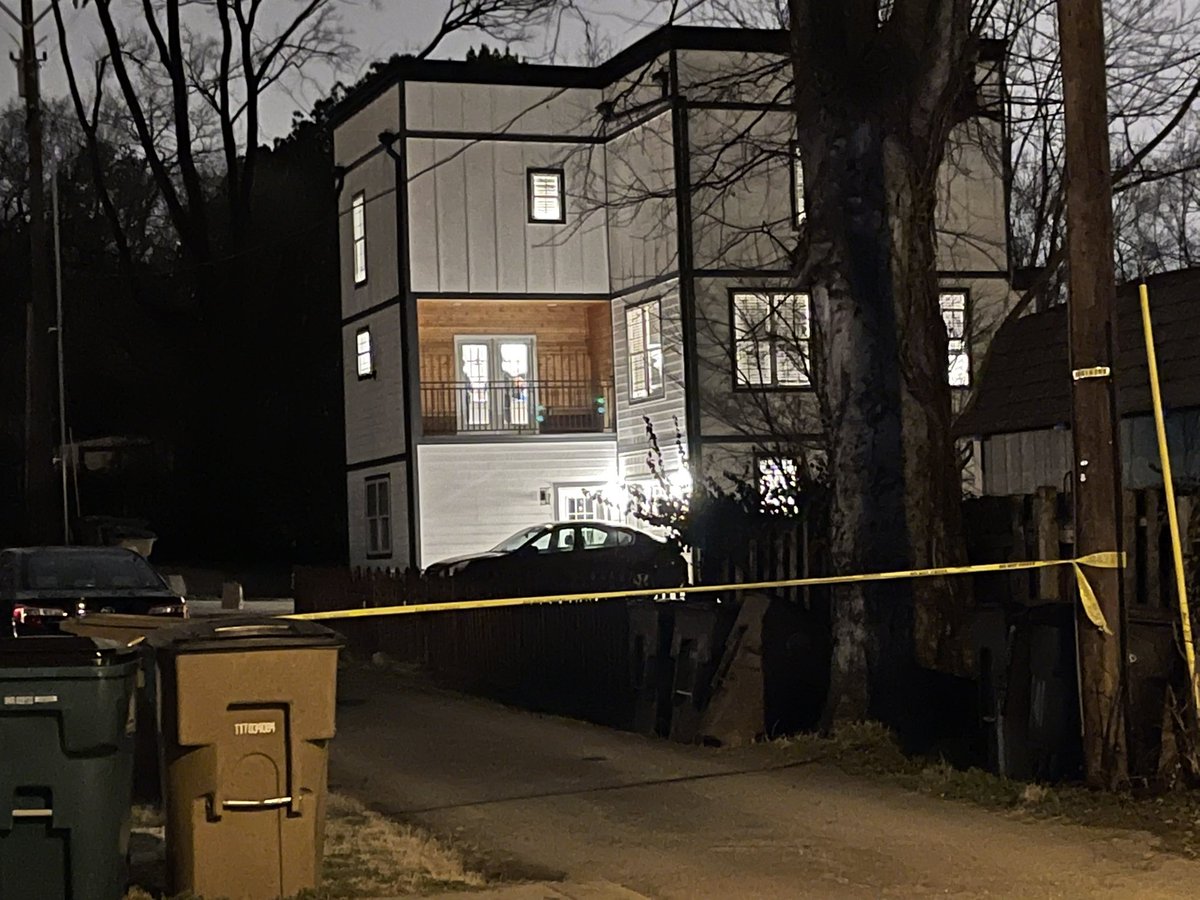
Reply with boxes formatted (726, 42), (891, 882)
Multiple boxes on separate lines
(530, 527), (575, 553)
(580, 526), (611, 549)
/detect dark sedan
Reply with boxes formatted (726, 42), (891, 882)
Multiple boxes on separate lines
(1, 546), (187, 637)
(423, 521), (688, 600)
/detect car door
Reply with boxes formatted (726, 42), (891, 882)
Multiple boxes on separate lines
(577, 525), (631, 590)
(522, 524), (579, 595)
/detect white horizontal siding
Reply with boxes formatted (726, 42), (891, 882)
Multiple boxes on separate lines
(417, 439), (618, 566)
(611, 282), (688, 479)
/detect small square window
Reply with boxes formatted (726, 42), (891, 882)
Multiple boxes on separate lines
(356, 327), (374, 379)
(352, 192), (367, 284)
(528, 169), (565, 223)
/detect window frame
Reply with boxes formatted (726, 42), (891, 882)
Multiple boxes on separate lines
(624, 297), (665, 404)
(789, 140), (806, 230)
(351, 191), (368, 285)
(527, 168), (566, 224)
(355, 326), (375, 380)
(939, 288), (971, 389)
(364, 475), (392, 559)
(729, 289), (812, 391)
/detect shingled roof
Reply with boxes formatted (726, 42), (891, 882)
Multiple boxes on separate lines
(954, 268), (1200, 437)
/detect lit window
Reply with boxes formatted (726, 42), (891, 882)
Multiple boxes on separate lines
(940, 291), (970, 387)
(365, 476), (391, 557)
(356, 327), (374, 379)
(352, 192), (367, 284)
(733, 291), (810, 387)
(626, 300), (664, 400)
(528, 169), (565, 223)
(791, 142), (806, 228)
(758, 456), (800, 515)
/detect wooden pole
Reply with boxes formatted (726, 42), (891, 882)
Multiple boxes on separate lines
(1057, 0), (1128, 789)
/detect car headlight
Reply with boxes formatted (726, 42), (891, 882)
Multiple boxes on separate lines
(148, 603), (187, 617)
(11, 605), (69, 625)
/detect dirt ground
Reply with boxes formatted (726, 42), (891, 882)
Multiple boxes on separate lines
(331, 666), (1200, 899)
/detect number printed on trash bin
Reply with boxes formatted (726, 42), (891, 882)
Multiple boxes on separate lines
(234, 721), (277, 736)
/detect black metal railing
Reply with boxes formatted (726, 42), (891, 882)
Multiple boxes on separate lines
(421, 380), (614, 436)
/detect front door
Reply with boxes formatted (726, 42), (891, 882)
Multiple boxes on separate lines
(455, 336), (536, 433)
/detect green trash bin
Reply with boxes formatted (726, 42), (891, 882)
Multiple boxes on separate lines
(0, 635), (140, 900)
(148, 617), (343, 900)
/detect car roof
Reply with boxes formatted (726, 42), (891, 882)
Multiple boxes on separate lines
(2, 546), (143, 558)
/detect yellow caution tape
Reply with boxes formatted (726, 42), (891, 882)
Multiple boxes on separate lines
(287, 551), (1124, 635)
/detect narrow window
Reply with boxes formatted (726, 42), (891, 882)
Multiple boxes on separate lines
(352, 192), (367, 284)
(757, 456), (800, 515)
(626, 299), (664, 401)
(732, 291), (810, 387)
(356, 327), (374, 379)
(528, 169), (565, 223)
(365, 476), (391, 557)
(940, 290), (970, 387)
(791, 142), (806, 228)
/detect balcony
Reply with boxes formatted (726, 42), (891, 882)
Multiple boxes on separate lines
(421, 380), (614, 436)
(418, 298), (614, 439)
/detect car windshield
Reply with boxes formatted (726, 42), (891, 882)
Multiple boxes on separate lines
(20, 550), (165, 591)
(491, 526), (548, 553)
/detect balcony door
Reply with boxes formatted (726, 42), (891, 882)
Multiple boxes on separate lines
(455, 335), (537, 432)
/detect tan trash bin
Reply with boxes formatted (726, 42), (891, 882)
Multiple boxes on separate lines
(146, 618), (343, 900)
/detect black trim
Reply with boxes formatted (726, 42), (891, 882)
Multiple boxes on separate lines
(699, 432), (821, 444)
(355, 326), (376, 380)
(527, 168), (567, 224)
(415, 291), (611, 301)
(936, 269), (1009, 280)
(328, 26), (794, 127)
(623, 296), (667, 405)
(347, 452), (408, 473)
(694, 267), (792, 279)
(338, 142), (388, 175)
(342, 296), (401, 327)
(728, 288), (815, 393)
(396, 88), (422, 569)
(410, 129), (598, 145)
(671, 58), (703, 469)
(610, 272), (680, 300)
(601, 102), (674, 143)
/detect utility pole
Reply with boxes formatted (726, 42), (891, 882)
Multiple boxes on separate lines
(1057, 0), (1128, 789)
(7, 0), (57, 544)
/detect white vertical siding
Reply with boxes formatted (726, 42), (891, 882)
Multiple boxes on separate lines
(342, 309), (406, 466)
(406, 82), (600, 136)
(407, 138), (610, 295)
(417, 440), (618, 565)
(347, 462), (412, 570)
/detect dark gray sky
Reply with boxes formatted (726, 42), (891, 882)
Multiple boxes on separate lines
(1, 0), (680, 139)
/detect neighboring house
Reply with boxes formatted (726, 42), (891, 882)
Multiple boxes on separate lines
(331, 25), (1016, 569)
(954, 267), (1200, 496)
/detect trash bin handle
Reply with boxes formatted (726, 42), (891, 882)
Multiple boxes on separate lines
(11, 809), (53, 819)
(222, 796), (293, 810)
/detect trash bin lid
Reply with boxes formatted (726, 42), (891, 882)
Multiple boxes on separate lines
(0, 635), (138, 667)
(145, 616), (342, 655)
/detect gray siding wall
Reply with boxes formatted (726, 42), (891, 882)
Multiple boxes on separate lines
(343, 308), (405, 466)
(605, 110), (678, 291)
(347, 462), (412, 570)
(406, 81), (600, 136)
(406, 137), (609, 294)
(688, 107), (794, 272)
(340, 154), (399, 318)
(612, 280), (688, 480)
(417, 439), (617, 565)
(334, 87), (400, 168)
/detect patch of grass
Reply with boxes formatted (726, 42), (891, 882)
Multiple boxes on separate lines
(779, 722), (1200, 857)
(124, 793), (483, 899)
